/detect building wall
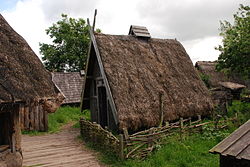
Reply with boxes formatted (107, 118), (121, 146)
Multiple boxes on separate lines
(0, 103), (23, 167)
(220, 155), (250, 167)
(19, 104), (48, 132)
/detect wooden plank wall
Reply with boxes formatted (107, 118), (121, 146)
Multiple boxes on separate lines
(19, 105), (48, 132)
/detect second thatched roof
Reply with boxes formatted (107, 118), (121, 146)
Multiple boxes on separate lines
(195, 61), (250, 89)
(95, 33), (213, 130)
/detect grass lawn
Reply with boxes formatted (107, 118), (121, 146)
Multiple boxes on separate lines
(95, 131), (223, 167)
(87, 100), (250, 167)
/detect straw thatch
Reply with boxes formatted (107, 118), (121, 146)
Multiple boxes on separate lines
(52, 72), (84, 104)
(195, 61), (250, 89)
(195, 61), (230, 87)
(0, 14), (60, 105)
(94, 33), (213, 130)
(219, 82), (246, 91)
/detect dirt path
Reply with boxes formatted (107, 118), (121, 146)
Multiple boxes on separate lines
(21, 126), (104, 167)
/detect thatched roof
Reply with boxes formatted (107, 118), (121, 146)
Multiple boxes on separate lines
(219, 82), (246, 91)
(210, 119), (250, 160)
(94, 33), (213, 130)
(195, 61), (250, 89)
(0, 14), (59, 104)
(195, 61), (229, 87)
(52, 72), (84, 104)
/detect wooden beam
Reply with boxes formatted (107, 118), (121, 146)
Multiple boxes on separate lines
(92, 9), (97, 31)
(80, 20), (93, 112)
(86, 18), (118, 124)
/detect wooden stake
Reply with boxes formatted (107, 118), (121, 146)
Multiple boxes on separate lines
(198, 115), (201, 121)
(123, 128), (129, 141)
(119, 134), (124, 160)
(180, 117), (183, 140)
(92, 9), (97, 31)
(159, 92), (164, 127)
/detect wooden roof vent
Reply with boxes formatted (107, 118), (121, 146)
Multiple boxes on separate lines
(128, 25), (151, 38)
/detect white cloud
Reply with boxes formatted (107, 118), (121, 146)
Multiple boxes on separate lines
(137, 0), (248, 41)
(40, 0), (100, 22)
(183, 36), (222, 63)
(1, 0), (248, 62)
(2, 0), (49, 57)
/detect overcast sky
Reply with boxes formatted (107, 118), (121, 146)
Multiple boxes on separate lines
(1, 0), (249, 63)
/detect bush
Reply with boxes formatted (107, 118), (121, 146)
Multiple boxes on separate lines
(199, 73), (210, 88)
(227, 101), (250, 123)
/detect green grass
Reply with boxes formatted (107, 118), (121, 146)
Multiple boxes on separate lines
(85, 100), (250, 167)
(227, 100), (250, 123)
(22, 106), (90, 135)
(94, 132), (221, 167)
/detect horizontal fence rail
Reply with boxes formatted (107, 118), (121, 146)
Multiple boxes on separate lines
(79, 115), (238, 159)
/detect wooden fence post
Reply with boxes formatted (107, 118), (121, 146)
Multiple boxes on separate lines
(159, 92), (164, 127)
(188, 117), (192, 135)
(119, 134), (124, 160)
(165, 121), (169, 128)
(123, 128), (129, 141)
(197, 115), (203, 133)
(198, 115), (201, 121)
(189, 117), (192, 126)
(148, 128), (154, 148)
(179, 117), (183, 140)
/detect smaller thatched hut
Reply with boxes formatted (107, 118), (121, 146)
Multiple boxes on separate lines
(52, 72), (84, 105)
(195, 61), (229, 88)
(195, 61), (250, 89)
(219, 82), (246, 100)
(81, 25), (213, 131)
(210, 120), (250, 167)
(0, 14), (63, 167)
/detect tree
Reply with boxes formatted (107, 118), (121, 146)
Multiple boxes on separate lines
(40, 14), (90, 72)
(216, 4), (250, 79)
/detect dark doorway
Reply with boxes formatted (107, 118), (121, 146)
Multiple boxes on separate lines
(0, 112), (11, 151)
(98, 86), (108, 127)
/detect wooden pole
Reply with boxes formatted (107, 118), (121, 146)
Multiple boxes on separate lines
(123, 128), (129, 141)
(159, 92), (164, 127)
(92, 9), (97, 31)
(119, 134), (124, 160)
(180, 117), (183, 140)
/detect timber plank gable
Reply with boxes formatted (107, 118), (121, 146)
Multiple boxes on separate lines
(81, 19), (118, 129)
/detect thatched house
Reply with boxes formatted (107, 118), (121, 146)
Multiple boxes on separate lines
(52, 72), (84, 105)
(195, 61), (229, 88)
(0, 14), (63, 166)
(195, 61), (250, 89)
(81, 25), (213, 131)
(210, 120), (250, 167)
(219, 82), (246, 100)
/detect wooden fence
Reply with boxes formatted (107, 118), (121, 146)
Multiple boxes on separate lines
(19, 104), (48, 132)
(80, 115), (236, 159)
(80, 118), (120, 154)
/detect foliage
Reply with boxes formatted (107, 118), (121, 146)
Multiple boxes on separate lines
(201, 125), (230, 141)
(40, 14), (90, 72)
(227, 100), (250, 123)
(216, 4), (250, 79)
(199, 73), (210, 88)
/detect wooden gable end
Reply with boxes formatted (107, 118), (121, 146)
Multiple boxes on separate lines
(80, 21), (118, 129)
